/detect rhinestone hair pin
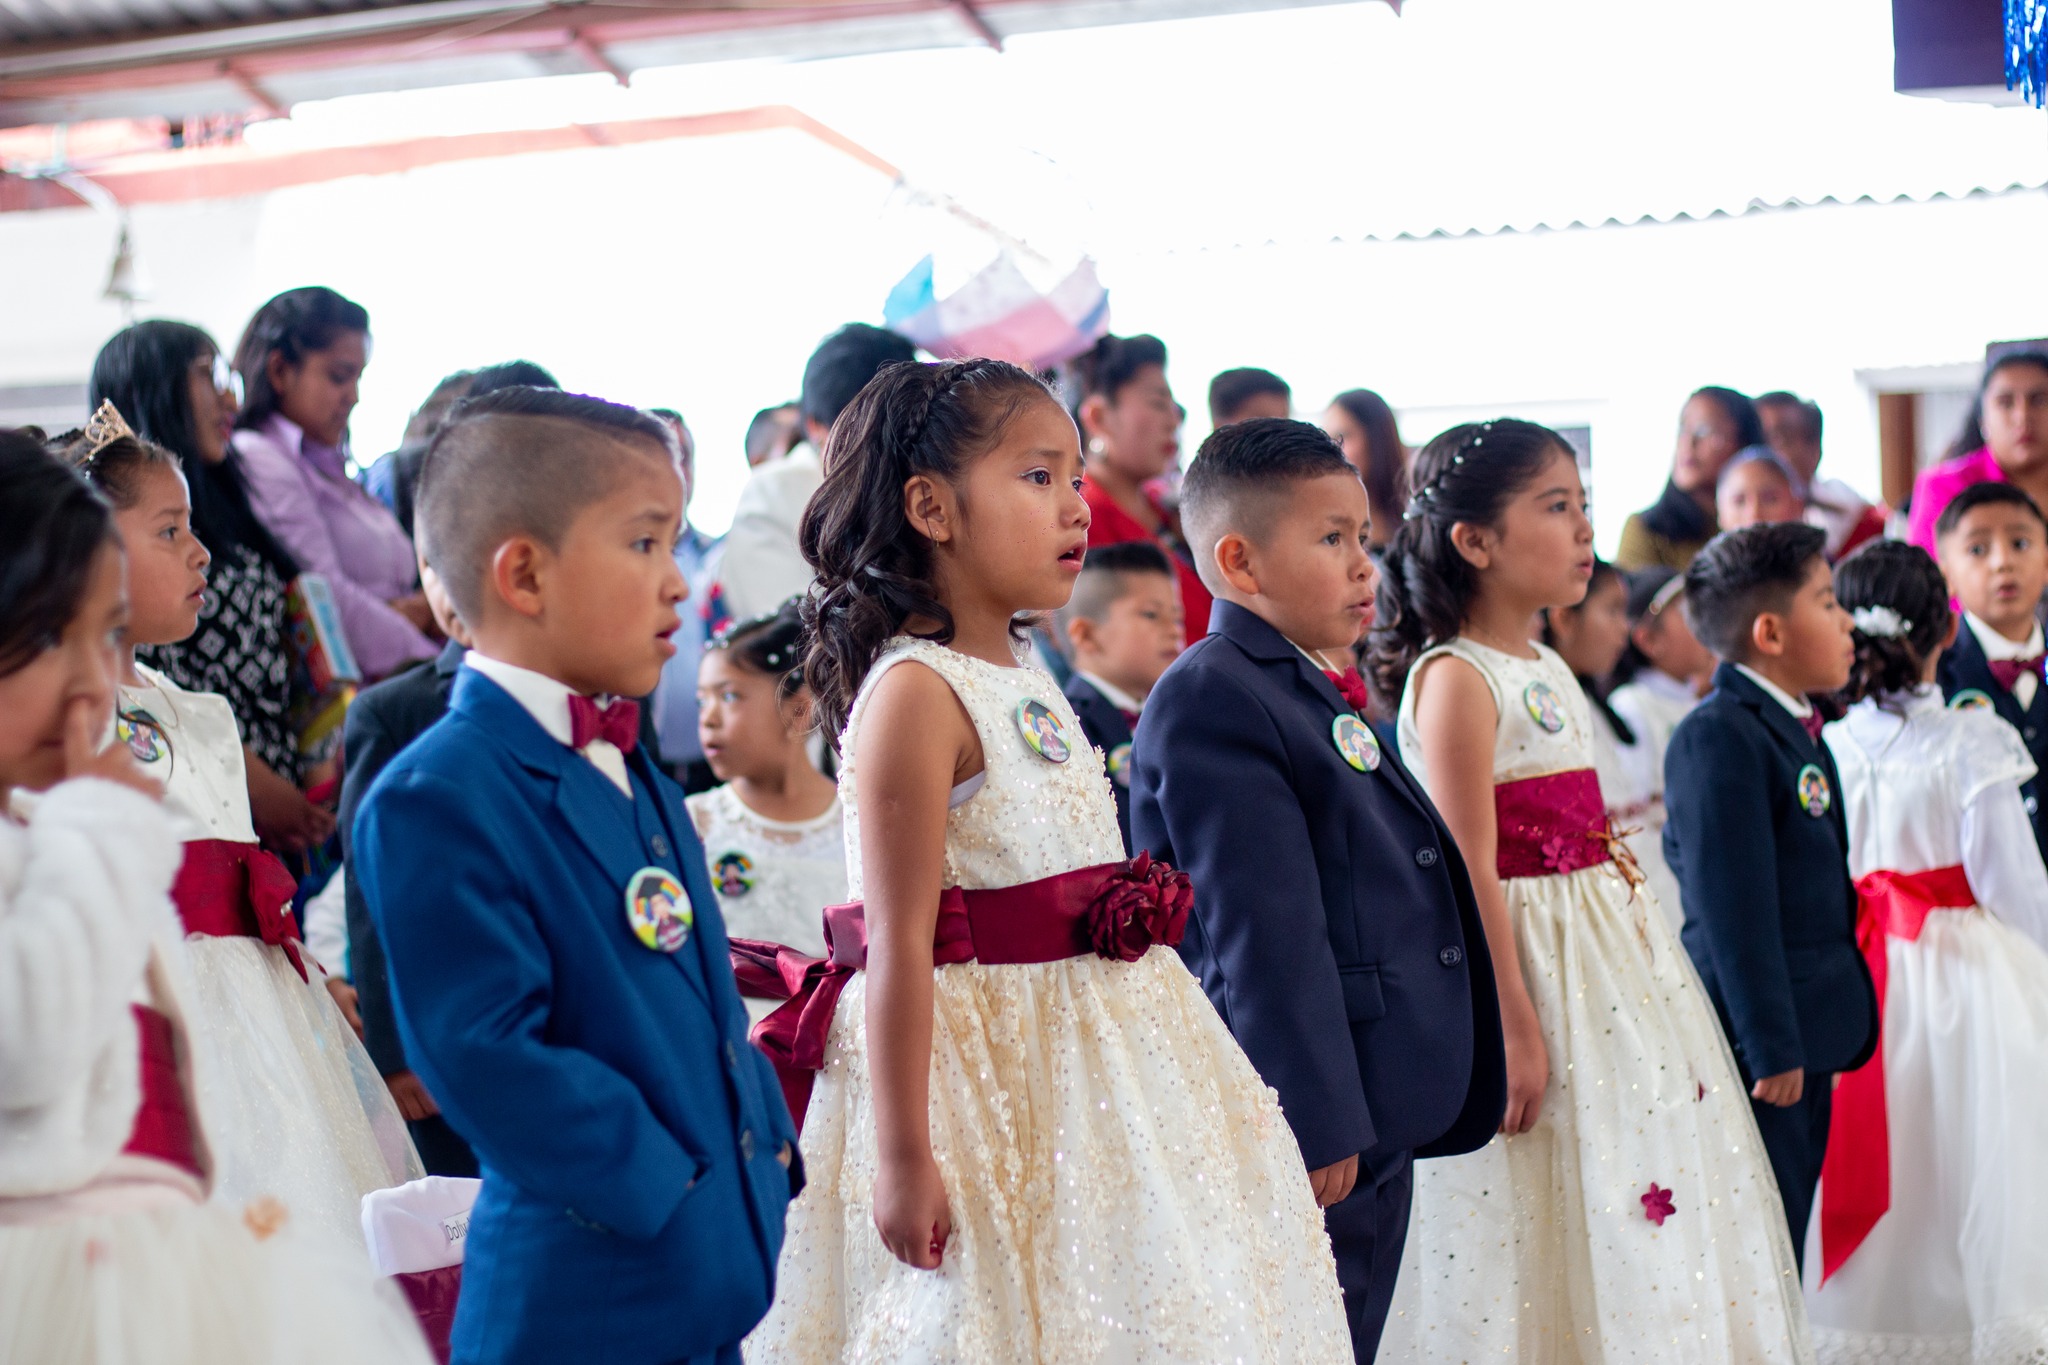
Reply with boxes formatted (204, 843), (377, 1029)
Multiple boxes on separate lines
(1403, 420), (1495, 521)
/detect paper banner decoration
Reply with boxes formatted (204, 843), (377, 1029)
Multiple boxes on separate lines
(884, 253), (1110, 371)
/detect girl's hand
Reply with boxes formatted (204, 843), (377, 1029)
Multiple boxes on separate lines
(246, 755), (336, 852)
(1499, 993), (1550, 1135)
(325, 977), (365, 1040)
(873, 1151), (951, 1270)
(63, 697), (162, 800)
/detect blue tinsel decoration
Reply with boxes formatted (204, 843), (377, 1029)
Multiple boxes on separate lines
(2012, 0), (2048, 108)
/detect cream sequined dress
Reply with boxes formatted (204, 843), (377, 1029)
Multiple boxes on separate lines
(746, 638), (1349, 1364)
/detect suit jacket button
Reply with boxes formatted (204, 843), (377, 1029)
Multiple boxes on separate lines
(726, 1040), (740, 1069)
(1415, 847), (1440, 868)
(651, 834), (671, 859)
(1439, 946), (1464, 967)
(740, 1129), (756, 1161)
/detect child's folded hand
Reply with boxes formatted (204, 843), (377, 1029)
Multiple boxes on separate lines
(1750, 1068), (1805, 1107)
(1308, 1154), (1359, 1208)
(873, 1152), (952, 1271)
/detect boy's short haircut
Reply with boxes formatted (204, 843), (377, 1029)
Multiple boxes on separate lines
(1054, 540), (1175, 638)
(800, 325), (917, 428)
(1207, 368), (1291, 426)
(1682, 522), (1828, 662)
(416, 387), (678, 623)
(1934, 480), (2048, 542)
(1179, 418), (1359, 595)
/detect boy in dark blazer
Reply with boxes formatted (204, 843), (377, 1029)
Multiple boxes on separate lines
(1132, 419), (1505, 1362)
(355, 388), (797, 1365)
(1053, 540), (1185, 854)
(1934, 481), (2048, 863)
(1664, 522), (1879, 1268)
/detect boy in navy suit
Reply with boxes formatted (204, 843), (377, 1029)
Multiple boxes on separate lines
(1664, 522), (1878, 1267)
(1132, 418), (1505, 1361)
(1053, 540), (1185, 853)
(354, 387), (797, 1365)
(1935, 481), (2048, 862)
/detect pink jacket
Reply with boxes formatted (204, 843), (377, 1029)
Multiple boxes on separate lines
(1907, 445), (2004, 555)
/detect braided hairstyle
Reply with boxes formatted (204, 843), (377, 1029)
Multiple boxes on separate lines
(710, 596), (808, 705)
(1832, 539), (1953, 707)
(1365, 417), (1576, 707)
(798, 357), (1060, 742)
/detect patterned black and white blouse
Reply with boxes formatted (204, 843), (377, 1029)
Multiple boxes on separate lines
(139, 543), (299, 784)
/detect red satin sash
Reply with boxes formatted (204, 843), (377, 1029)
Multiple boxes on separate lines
(121, 1005), (202, 1181)
(729, 854), (1192, 1129)
(170, 839), (310, 981)
(1494, 769), (1617, 879)
(1818, 863), (1975, 1282)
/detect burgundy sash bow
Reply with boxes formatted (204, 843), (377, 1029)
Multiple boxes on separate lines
(171, 839), (310, 981)
(731, 854), (1192, 1128)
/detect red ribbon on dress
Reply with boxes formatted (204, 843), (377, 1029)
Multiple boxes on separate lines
(730, 854), (1192, 1129)
(1818, 863), (1975, 1283)
(1494, 769), (1620, 880)
(121, 1004), (203, 1181)
(170, 839), (311, 982)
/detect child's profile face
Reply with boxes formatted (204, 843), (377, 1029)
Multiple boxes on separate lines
(1939, 503), (2048, 637)
(0, 542), (126, 794)
(1074, 572), (1184, 700)
(1549, 574), (1630, 679)
(1637, 601), (1715, 685)
(114, 462), (210, 650)
(540, 442), (688, 699)
(1716, 461), (1800, 532)
(1766, 556), (1856, 694)
(1477, 448), (1596, 613)
(1230, 471), (1377, 653)
(696, 648), (807, 784)
(945, 396), (1093, 616)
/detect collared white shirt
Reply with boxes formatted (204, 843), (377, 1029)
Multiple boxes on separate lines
(1076, 671), (1145, 718)
(466, 652), (633, 797)
(1735, 664), (1814, 721)
(1965, 612), (2046, 710)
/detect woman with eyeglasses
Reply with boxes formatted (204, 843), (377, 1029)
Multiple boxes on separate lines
(1615, 385), (1765, 573)
(91, 321), (336, 855)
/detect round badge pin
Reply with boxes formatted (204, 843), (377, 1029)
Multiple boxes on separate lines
(115, 708), (164, 763)
(1796, 763), (1832, 818)
(1523, 680), (1568, 735)
(1331, 714), (1382, 772)
(624, 867), (693, 953)
(713, 851), (756, 898)
(1107, 742), (1134, 789)
(1014, 698), (1072, 764)
(1950, 689), (1995, 713)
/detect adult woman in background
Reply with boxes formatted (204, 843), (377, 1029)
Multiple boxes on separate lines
(91, 320), (334, 852)
(232, 287), (436, 681)
(1615, 385), (1764, 572)
(1907, 351), (2048, 553)
(1324, 387), (1407, 551)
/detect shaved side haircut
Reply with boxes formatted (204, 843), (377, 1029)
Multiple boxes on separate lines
(1179, 417), (1359, 595)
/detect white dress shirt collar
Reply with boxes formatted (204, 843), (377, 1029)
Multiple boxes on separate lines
(466, 652), (632, 796)
(1735, 663), (1813, 720)
(1076, 671), (1145, 717)
(1964, 611), (2045, 661)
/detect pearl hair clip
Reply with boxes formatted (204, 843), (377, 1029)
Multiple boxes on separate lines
(1851, 605), (1911, 639)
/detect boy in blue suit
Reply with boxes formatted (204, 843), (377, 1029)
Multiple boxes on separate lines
(1131, 419), (1505, 1361)
(354, 387), (798, 1365)
(1053, 540), (1184, 853)
(1664, 522), (1878, 1268)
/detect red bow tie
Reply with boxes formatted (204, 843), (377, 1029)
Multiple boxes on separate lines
(1323, 667), (1371, 715)
(1988, 655), (2046, 693)
(1800, 711), (1825, 743)
(568, 694), (640, 753)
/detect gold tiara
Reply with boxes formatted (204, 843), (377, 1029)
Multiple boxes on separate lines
(79, 399), (136, 459)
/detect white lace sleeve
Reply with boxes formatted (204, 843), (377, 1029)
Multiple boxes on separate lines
(1955, 714), (2048, 952)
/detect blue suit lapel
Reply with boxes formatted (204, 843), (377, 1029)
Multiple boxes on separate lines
(1713, 663), (1849, 849)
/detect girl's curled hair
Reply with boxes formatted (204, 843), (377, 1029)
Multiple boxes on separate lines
(1832, 539), (1953, 706)
(711, 596), (809, 703)
(0, 429), (118, 679)
(1365, 417), (1576, 707)
(798, 357), (1058, 742)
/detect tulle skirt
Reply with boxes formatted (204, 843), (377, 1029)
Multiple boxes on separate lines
(1382, 864), (1813, 1364)
(1804, 908), (2048, 1364)
(0, 1190), (435, 1364)
(186, 936), (422, 1250)
(747, 947), (1351, 1364)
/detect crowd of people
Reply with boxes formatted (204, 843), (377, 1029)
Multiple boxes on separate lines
(3, 279), (2048, 1365)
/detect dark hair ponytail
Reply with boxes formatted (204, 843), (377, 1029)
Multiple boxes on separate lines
(0, 429), (118, 679)
(1366, 417), (1576, 707)
(1832, 539), (1953, 706)
(798, 357), (1058, 742)
(711, 596), (809, 703)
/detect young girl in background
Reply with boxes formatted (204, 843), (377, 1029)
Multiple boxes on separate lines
(1607, 569), (1714, 928)
(54, 408), (419, 1252)
(1369, 419), (1810, 1363)
(0, 433), (430, 1364)
(1807, 541), (2048, 1362)
(689, 598), (845, 994)
(1539, 560), (1655, 868)
(748, 359), (1347, 1361)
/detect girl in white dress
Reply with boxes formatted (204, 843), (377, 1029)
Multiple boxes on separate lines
(746, 359), (1348, 1362)
(688, 599), (846, 1017)
(1368, 419), (1810, 1363)
(57, 412), (420, 1252)
(0, 432), (431, 1364)
(1807, 540), (2048, 1362)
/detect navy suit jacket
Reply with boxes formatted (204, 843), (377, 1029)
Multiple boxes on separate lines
(1663, 663), (1878, 1081)
(1131, 601), (1506, 1174)
(355, 669), (798, 1365)
(1063, 673), (1137, 855)
(1937, 623), (2048, 862)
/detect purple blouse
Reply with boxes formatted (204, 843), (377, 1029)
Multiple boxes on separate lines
(234, 414), (435, 680)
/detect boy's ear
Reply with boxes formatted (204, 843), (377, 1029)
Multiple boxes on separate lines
(903, 475), (952, 544)
(1213, 531), (1260, 597)
(1748, 609), (1788, 660)
(1064, 614), (1097, 658)
(1448, 520), (1493, 571)
(1078, 393), (1111, 444)
(489, 536), (550, 621)
(1937, 612), (1961, 653)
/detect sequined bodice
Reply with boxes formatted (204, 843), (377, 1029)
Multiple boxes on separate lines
(837, 638), (1126, 896)
(1399, 637), (1597, 786)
